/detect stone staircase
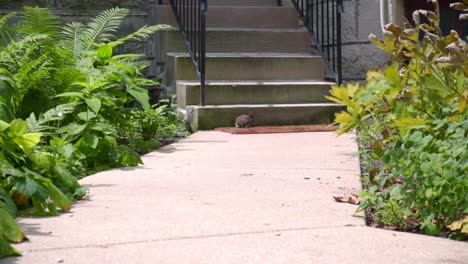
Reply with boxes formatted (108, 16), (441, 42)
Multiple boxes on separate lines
(153, 0), (343, 131)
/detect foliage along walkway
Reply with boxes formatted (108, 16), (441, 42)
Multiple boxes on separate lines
(4, 131), (468, 263)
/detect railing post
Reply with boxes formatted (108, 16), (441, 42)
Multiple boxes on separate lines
(169, 0), (207, 106)
(200, 0), (207, 106)
(336, 0), (343, 85)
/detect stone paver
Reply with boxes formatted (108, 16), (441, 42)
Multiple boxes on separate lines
(2, 131), (467, 264)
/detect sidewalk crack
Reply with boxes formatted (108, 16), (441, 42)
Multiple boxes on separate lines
(26, 224), (363, 253)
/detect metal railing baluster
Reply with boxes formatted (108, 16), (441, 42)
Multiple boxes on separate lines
(168, 0), (207, 105)
(292, 0), (342, 84)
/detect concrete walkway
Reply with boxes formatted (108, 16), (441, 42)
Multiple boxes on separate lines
(3, 131), (467, 264)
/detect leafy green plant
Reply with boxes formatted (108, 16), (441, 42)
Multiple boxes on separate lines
(327, 0), (467, 239)
(0, 6), (177, 258)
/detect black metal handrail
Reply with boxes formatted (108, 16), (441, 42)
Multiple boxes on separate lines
(168, 0), (207, 105)
(291, 0), (343, 84)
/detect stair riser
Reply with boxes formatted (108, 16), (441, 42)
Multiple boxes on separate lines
(150, 5), (298, 28)
(156, 30), (311, 62)
(177, 83), (332, 107)
(165, 54), (325, 92)
(186, 104), (345, 131)
(158, 0), (280, 6)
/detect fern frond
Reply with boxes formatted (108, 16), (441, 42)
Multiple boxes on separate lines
(83, 7), (129, 51)
(26, 103), (76, 133)
(3, 34), (49, 54)
(0, 12), (16, 28)
(0, 23), (21, 47)
(61, 22), (86, 58)
(19, 6), (61, 37)
(108, 24), (172, 47)
(0, 12), (19, 47)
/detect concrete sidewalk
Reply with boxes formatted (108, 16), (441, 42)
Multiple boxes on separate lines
(3, 131), (467, 264)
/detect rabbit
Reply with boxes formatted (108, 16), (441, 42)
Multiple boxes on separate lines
(235, 112), (255, 128)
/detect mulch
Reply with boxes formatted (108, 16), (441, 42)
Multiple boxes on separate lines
(214, 125), (339, 134)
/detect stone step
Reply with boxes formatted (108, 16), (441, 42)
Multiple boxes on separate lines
(156, 28), (312, 62)
(151, 5), (298, 28)
(176, 80), (333, 107)
(158, 0), (280, 6)
(165, 53), (325, 92)
(184, 103), (344, 131)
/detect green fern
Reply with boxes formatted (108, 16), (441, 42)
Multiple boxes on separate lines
(0, 12), (15, 28)
(82, 7), (129, 51)
(61, 22), (86, 58)
(0, 13), (19, 47)
(19, 6), (61, 37)
(108, 24), (172, 48)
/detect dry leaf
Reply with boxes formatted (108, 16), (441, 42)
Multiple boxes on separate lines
(333, 193), (361, 205)
(447, 216), (468, 234)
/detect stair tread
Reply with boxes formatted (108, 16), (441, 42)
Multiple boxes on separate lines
(165, 27), (309, 32)
(190, 103), (341, 108)
(177, 80), (335, 85)
(203, 5), (295, 9)
(207, 28), (307, 32)
(167, 52), (319, 58)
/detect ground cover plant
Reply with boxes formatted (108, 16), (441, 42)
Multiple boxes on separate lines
(327, 0), (467, 240)
(0, 7), (177, 257)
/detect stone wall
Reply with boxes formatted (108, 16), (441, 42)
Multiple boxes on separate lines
(339, 0), (391, 81)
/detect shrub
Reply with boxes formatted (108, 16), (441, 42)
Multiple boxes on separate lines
(327, 1), (467, 239)
(0, 7), (175, 257)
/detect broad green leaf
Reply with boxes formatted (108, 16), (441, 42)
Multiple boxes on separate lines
(384, 63), (400, 86)
(382, 31), (396, 52)
(392, 117), (426, 128)
(114, 63), (134, 75)
(422, 75), (449, 96)
(58, 123), (86, 136)
(85, 98), (102, 114)
(28, 174), (71, 211)
(334, 111), (355, 134)
(127, 85), (150, 110)
(7, 119), (28, 136)
(403, 29), (419, 41)
(97, 44), (113, 60)
(0, 188), (17, 218)
(77, 111), (96, 121)
(29, 151), (53, 170)
(458, 97), (466, 114)
(366, 70), (384, 80)
(0, 236), (21, 258)
(325, 85), (350, 104)
(455, 71), (466, 95)
(0, 120), (9, 132)
(369, 33), (386, 51)
(13, 176), (39, 197)
(46, 183), (71, 211)
(54, 92), (84, 99)
(0, 208), (26, 243)
(425, 188), (433, 198)
(13, 133), (41, 155)
(83, 133), (99, 149)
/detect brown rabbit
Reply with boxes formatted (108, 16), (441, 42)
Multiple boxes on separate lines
(235, 112), (255, 128)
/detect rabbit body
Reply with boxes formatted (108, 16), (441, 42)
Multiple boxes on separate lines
(235, 112), (254, 128)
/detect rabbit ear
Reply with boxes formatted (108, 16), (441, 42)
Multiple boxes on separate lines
(248, 112), (254, 118)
